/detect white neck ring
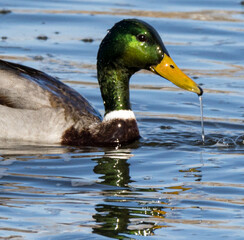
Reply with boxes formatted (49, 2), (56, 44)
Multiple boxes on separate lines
(103, 110), (136, 122)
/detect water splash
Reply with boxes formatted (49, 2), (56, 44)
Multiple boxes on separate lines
(199, 96), (205, 144)
(215, 137), (236, 147)
(235, 135), (244, 145)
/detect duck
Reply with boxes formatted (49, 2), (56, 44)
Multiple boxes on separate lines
(0, 19), (203, 146)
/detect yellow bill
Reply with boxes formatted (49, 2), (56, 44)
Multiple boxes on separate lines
(150, 54), (203, 95)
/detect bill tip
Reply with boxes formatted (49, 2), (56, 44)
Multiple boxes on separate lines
(198, 86), (203, 96)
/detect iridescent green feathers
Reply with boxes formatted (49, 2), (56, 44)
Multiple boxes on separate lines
(97, 19), (169, 114)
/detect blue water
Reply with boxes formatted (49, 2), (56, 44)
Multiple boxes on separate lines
(0, 0), (244, 239)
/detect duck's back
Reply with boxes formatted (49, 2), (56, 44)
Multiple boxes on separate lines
(0, 60), (102, 143)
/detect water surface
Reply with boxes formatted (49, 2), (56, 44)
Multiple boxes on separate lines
(0, 0), (244, 239)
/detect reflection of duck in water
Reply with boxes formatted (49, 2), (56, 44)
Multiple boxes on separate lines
(0, 19), (202, 146)
(92, 150), (203, 238)
(93, 150), (132, 187)
(92, 150), (158, 238)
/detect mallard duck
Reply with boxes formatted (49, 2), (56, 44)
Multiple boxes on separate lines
(0, 19), (202, 146)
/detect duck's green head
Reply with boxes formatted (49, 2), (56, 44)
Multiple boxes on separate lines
(97, 19), (203, 115)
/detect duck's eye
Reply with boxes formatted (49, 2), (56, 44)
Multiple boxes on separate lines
(136, 34), (147, 42)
